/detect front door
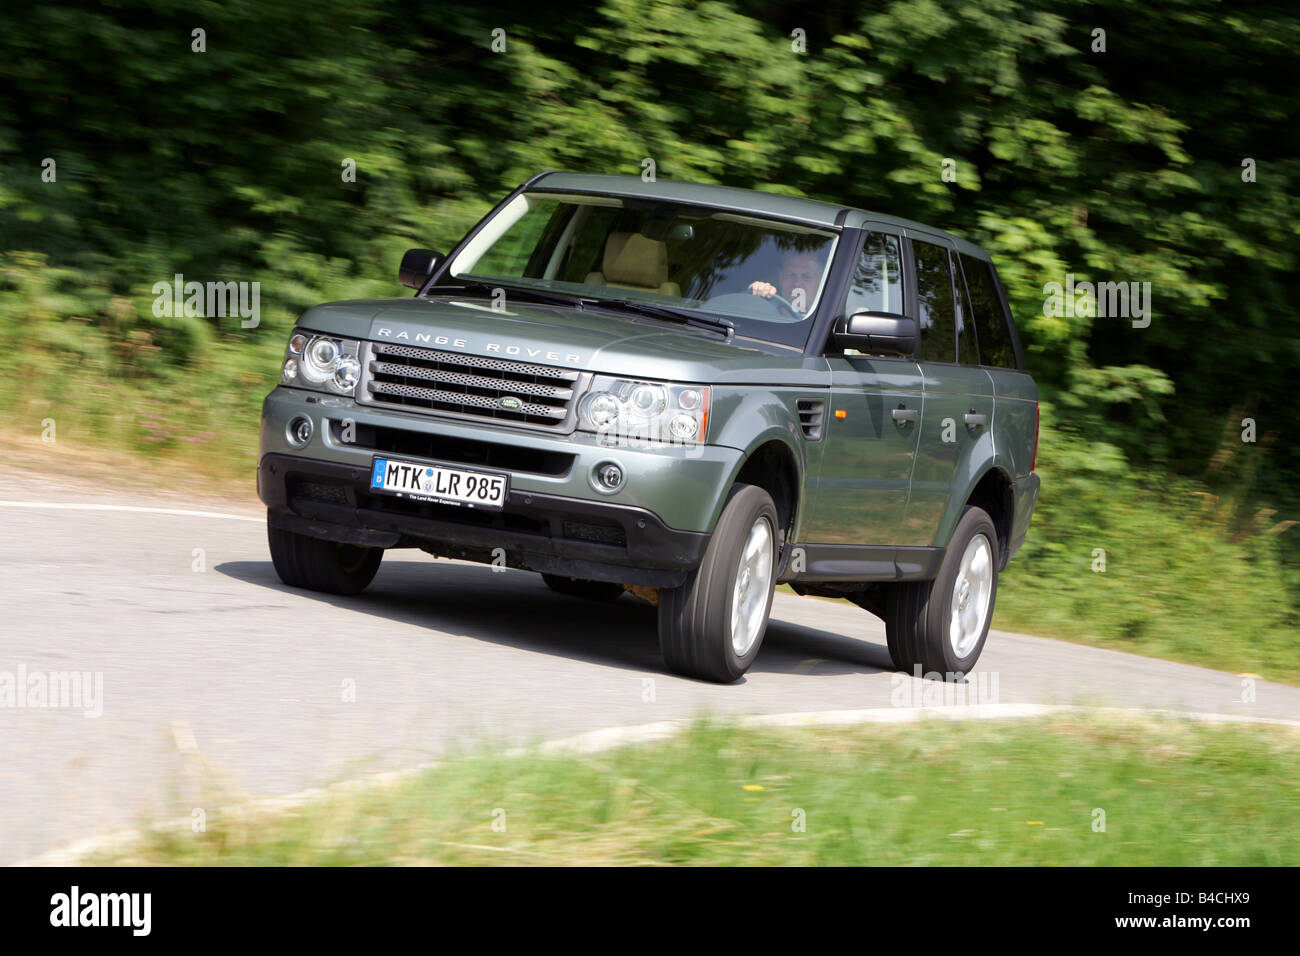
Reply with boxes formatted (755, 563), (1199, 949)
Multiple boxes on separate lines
(801, 230), (923, 557)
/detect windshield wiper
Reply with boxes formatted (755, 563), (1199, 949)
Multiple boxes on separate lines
(588, 299), (735, 340)
(433, 281), (586, 311)
(432, 282), (734, 339)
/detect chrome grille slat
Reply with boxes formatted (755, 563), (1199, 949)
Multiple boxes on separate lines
(365, 381), (568, 419)
(358, 341), (581, 429)
(373, 343), (580, 380)
(369, 361), (574, 400)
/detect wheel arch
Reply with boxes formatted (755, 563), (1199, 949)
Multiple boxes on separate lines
(956, 465), (1016, 570)
(725, 433), (804, 547)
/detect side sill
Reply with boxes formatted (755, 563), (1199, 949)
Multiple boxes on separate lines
(782, 544), (945, 583)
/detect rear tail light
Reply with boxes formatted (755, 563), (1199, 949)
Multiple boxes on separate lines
(1031, 403), (1040, 472)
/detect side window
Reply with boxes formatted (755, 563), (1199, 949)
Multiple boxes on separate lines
(954, 254), (980, 366)
(959, 253), (1018, 368)
(912, 239), (956, 363)
(845, 233), (903, 317)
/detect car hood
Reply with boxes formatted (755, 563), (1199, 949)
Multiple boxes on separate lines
(296, 295), (830, 384)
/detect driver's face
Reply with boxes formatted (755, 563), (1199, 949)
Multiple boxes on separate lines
(778, 255), (821, 305)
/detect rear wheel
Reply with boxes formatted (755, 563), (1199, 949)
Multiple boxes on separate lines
(268, 521), (383, 595)
(541, 574), (625, 601)
(658, 484), (778, 683)
(885, 506), (998, 677)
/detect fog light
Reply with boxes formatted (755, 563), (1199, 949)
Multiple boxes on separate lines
(287, 416), (314, 447)
(592, 461), (624, 493)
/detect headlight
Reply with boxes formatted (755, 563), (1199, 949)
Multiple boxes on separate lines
(333, 355), (361, 391)
(577, 377), (710, 445)
(281, 330), (362, 397)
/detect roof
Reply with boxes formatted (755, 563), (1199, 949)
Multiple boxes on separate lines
(529, 172), (987, 259)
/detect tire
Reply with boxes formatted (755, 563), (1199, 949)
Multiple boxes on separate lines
(886, 506), (999, 678)
(267, 521), (383, 595)
(541, 573), (625, 601)
(658, 484), (779, 683)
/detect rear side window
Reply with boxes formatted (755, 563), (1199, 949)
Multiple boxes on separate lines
(959, 254), (1018, 368)
(955, 260), (980, 366)
(845, 233), (903, 316)
(912, 239), (956, 362)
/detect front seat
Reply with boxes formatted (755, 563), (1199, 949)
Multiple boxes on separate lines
(585, 232), (681, 297)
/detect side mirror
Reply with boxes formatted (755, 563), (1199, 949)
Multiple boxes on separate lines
(399, 248), (445, 290)
(833, 311), (918, 357)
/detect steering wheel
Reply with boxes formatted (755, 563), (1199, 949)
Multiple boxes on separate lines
(767, 294), (799, 319)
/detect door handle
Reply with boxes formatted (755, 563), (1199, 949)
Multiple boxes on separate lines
(891, 406), (919, 423)
(964, 410), (988, 427)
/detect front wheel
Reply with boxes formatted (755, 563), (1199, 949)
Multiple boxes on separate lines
(658, 484), (779, 683)
(268, 520), (383, 595)
(885, 506), (999, 678)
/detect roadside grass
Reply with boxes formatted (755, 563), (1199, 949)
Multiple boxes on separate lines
(96, 715), (1300, 866)
(993, 464), (1300, 685)
(5, 340), (275, 494)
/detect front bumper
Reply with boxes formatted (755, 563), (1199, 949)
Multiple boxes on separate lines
(257, 388), (740, 586)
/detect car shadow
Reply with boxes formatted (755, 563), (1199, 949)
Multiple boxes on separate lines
(215, 558), (892, 681)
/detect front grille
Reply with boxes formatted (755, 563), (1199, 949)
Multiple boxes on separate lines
(561, 519), (627, 547)
(361, 495), (625, 548)
(360, 342), (582, 429)
(290, 479), (351, 505)
(361, 491), (549, 536)
(330, 421), (575, 477)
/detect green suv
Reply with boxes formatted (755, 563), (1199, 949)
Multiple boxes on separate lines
(259, 172), (1040, 683)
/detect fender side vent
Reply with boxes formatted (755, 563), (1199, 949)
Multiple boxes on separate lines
(797, 399), (825, 441)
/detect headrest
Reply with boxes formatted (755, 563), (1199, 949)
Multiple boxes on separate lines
(602, 232), (669, 289)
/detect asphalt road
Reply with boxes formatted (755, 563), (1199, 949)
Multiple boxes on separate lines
(2, 479), (1297, 864)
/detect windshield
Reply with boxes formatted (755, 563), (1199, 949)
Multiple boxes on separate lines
(441, 192), (839, 347)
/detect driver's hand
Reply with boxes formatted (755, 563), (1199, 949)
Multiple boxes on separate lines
(748, 281), (777, 298)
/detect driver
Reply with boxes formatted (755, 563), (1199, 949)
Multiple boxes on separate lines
(747, 250), (823, 315)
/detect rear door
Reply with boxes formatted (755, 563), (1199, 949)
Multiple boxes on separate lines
(964, 252), (1038, 479)
(902, 233), (996, 549)
(801, 228), (923, 556)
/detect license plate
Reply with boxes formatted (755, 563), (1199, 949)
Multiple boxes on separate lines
(370, 457), (508, 510)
